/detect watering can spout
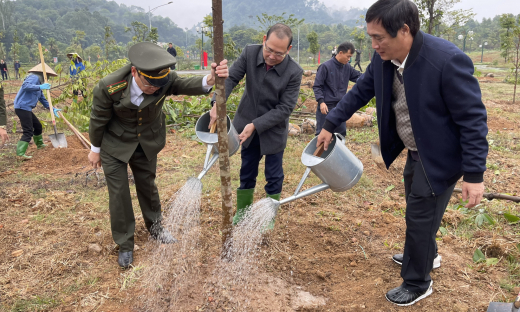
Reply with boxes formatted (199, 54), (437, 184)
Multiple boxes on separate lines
(197, 145), (219, 180)
(279, 183), (330, 205)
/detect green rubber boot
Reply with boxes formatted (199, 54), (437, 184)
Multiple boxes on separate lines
(265, 193), (281, 230)
(16, 141), (32, 159)
(33, 135), (47, 149)
(233, 188), (254, 225)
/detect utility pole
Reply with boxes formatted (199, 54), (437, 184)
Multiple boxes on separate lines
(297, 26), (300, 64)
(148, 2), (173, 31)
(211, 0), (233, 248)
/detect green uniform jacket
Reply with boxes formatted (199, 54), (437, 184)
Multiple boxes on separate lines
(0, 83), (6, 126)
(89, 64), (209, 162)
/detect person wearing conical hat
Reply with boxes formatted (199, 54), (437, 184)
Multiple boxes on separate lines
(67, 53), (86, 96)
(13, 63), (61, 159)
(87, 42), (228, 268)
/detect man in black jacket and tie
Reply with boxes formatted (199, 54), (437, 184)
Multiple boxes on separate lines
(209, 23), (303, 227)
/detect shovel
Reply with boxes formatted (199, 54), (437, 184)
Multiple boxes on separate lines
(38, 43), (67, 148)
(487, 291), (520, 312)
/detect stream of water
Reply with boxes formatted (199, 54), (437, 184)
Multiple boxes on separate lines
(142, 177), (203, 311)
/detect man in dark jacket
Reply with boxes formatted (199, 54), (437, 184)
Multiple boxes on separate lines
(167, 43), (177, 70)
(317, 0), (487, 306)
(14, 61), (21, 79)
(0, 60), (8, 80)
(353, 49), (362, 72)
(209, 23), (303, 226)
(313, 41), (360, 137)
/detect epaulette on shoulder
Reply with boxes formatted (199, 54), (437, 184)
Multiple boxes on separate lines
(107, 80), (128, 95)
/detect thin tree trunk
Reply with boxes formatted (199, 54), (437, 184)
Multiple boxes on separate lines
(428, 0), (435, 34)
(212, 0), (234, 249)
(514, 39), (519, 103)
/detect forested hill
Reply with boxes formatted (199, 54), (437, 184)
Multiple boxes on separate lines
(1, 0), (185, 49)
(2, 0), (366, 49)
(222, 0), (366, 27)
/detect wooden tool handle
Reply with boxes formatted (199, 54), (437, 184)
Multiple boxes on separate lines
(58, 111), (92, 147)
(38, 44), (56, 125)
(313, 143), (325, 157)
(210, 122), (217, 133)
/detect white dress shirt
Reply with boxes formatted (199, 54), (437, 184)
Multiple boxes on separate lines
(391, 54), (408, 75)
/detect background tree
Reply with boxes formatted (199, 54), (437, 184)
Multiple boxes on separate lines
(414, 0), (474, 35)
(307, 31), (319, 64)
(24, 32), (35, 63)
(224, 33), (240, 61)
(10, 29), (19, 61)
(256, 12), (305, 34)
(125, 21), (153, 43)
(103, 26), (116, 61)
(0, 42), (5, 60)
(46, 37), (58, 58)
(0, 0), (13, 32)
(148, 27), (159, 44)
(500, 14), (517, 62)
(84, 44), (102, 62)
(72, 30), (86, 56)
(510, 19), (520, 103)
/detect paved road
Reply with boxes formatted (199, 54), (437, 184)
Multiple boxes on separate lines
(176, 70), (211, 75)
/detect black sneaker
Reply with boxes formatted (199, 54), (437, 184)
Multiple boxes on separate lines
(385, 281), (433, 306)
(392, 253), (441, 269)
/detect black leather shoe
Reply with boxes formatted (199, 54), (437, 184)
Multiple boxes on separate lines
(392, 253), (441, 269)
(118, 251), (133, 268)
(150, 225), (177, 244)
(385, 281), (433, 306)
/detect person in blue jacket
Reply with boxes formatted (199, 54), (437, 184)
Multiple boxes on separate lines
(67, 53), (86, 96)
(317, 0), (488, 306)
(313, 41), (360, 137)
(14, 63), (60, 159)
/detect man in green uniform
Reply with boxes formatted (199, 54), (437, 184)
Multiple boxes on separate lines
(88, 42), (228, 268)
(0, 82), (8, 145)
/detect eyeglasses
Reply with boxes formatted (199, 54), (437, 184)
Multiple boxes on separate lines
(139, 74), (159, 88)
(263, 43), (287, 58)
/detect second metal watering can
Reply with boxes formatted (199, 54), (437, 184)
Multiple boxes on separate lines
(272, 133), (363, 209)
(194, 111), (240, 180)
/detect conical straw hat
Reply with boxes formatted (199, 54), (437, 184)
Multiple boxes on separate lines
(28, 63), (58, 77)
(67, 53), (83, 62)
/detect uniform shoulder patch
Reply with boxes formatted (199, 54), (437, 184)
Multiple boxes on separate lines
(107, 80), (128, 95)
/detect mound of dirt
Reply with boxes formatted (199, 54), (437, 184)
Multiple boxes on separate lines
(23, 135), (90, 174)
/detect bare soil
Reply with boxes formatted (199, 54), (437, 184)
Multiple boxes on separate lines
(0, 79), (519, 311)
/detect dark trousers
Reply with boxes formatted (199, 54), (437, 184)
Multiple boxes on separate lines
(401, 151), (456, 292)
(239, 133), (284, 195)
(315, 102), (346, 137)
(15, 109), (43, 142)
(1, 71), (7, 80)
(15, 69), (19, 79)
(354, 60), (363, 72)
(101, 144), (162, 252)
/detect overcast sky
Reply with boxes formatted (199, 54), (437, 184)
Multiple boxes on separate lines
(115, 0), (518, 29)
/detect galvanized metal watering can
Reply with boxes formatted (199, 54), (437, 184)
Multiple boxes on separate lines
(272, 133), (363, 210)
(194, 111), (240, 180)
